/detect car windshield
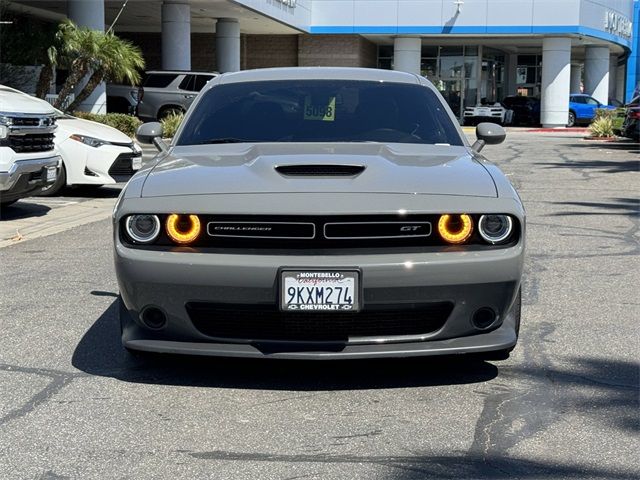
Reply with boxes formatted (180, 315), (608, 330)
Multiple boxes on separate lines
(177, 80), (463, 146)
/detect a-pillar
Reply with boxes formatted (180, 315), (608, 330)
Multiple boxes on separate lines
(162, 1), (191, 71)
(540, 37), (571, 127)
(570, 64), (582, 94)
(393, 37), (421, 75)
(68, 0), (106, 113)
(216, 18), (240, 73)
(584, 46), (609, 105)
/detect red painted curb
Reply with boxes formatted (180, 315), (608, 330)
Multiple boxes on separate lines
(525, 128), (590, 133)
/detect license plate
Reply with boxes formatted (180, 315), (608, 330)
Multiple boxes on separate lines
(46, 166), (57, 182)
(280, 270), (360, 312)
(477, 109), (490, 115)
(132, 156), (142, 170)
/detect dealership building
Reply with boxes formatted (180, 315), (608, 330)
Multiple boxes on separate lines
(7, 0), (639, 126)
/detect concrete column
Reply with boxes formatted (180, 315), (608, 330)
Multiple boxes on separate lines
(570, 64), (582, 94)
(393, 37), (421, 75)
(506, 53), (518, 96)
(608, 55), (618, 102)
(540, 37), (571, 127)
(162, 1), (191, 71)
(584, 45), (609, 105)
(68, 0), (106, 113)
(216, 18), (240, 73)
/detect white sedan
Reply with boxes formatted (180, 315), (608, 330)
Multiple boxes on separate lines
(40, 110), (142, 196)
(463, 103), (513, 126)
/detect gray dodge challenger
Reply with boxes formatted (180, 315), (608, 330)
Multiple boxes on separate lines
(114, 67), (525, 359)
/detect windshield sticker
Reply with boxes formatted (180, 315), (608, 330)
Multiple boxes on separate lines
(304, 96), (336, 122)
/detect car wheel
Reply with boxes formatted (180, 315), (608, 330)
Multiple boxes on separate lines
(567, 111), (576, 128)
(38, 163), (67, 197)
(478, 288), (521, 360)
(158, 106), (184, 120)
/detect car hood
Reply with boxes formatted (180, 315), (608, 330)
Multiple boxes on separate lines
(55, 117), (133, 143)
(141, 143), (497, 198)
(0, 88), (56, 115)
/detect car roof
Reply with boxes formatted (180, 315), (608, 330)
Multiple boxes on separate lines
(145, 70), (218, 76)
(215, 67), (421, 87)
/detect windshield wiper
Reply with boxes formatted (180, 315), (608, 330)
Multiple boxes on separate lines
(198, 137), (259, 144)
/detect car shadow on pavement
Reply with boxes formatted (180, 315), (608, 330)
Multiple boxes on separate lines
(71, 300), (499, 390)
(59, 185), (123, 198)
(0, 201), (50, 221)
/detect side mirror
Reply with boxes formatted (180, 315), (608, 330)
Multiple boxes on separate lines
(472, 122), (506, 152)
(136, 122), (167, 152)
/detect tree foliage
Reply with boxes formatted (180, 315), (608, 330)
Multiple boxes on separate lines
(36, 20), (144, 112)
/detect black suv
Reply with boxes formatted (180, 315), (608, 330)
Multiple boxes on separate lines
(502, 96), (540, 126)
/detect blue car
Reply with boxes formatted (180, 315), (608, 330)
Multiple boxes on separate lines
(568, 94), (616, 127)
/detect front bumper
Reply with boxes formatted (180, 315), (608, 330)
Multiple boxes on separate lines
(116, 241), (524, 358)
(0, 155), (61, 202)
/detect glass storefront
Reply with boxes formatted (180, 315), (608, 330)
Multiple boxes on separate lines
(377, 44), (506, 120)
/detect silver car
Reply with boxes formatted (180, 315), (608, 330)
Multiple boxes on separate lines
(115, 67), (525, 360)
(136, 70), (218, 121)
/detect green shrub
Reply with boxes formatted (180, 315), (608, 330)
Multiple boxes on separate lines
(589, 116), (614, 138)
(71, 112), (142, 137)
(160, 112), (184, 138)
(594, 108), (616, 120)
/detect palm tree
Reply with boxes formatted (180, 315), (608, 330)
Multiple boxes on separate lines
(66, 32), (144, 112)
(39, 20), (144, 111)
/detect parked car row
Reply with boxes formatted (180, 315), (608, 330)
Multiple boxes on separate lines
(0, 85), (142, 207)
(463, 93), (635, 135)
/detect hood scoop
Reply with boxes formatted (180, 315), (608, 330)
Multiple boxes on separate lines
(275, 164), (366, 177)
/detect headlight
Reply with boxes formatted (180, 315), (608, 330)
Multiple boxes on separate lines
(478, 215), (513, 244)
(166, 214), (201, 245)
(69, 134), (110, 148)
(438, 214), (473, 244)
(125, 215), (161, 244)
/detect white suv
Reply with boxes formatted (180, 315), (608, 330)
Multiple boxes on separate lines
(0, 86), (61, 207)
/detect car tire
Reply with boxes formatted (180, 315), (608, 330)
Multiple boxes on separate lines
(478, 288), (521, 361)
(158, 106), (184, 120)
(567, 111), (576, 128)
(38, 163), (67, 197)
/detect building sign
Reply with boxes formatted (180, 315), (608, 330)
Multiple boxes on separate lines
(274, 0), (297, 7)
(604, 11), (633, 40)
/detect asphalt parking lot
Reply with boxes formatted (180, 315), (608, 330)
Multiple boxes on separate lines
(0, 132), (638, 479)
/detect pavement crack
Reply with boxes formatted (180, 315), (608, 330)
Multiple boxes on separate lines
(0, 363), (87, 427)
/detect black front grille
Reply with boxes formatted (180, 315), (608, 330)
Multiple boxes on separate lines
(108, 153), (140, 180)
(9, 117), (41, 126)
(8, 133), (55, 152)
(276, 164), (365, 176)
(122, 214), (520, 251)
(186, 302), (453, 342)
(207, 221), (315, 239)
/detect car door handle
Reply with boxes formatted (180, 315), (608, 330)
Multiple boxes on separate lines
(184, 94), (195, 99)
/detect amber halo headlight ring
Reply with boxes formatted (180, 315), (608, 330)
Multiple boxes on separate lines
(165, 214), (202, 245)
(478, 214), (514, 244)
(125, 214), (161, 244)
(438, 214), (474, 245)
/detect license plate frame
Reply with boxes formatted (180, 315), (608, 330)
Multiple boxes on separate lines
(279, 268), (362, 313)
(132, 156), (142, 170)
(45, 166), (57, 183)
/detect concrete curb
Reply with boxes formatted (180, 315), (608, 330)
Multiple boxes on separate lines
(0, 197), (115, 248)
